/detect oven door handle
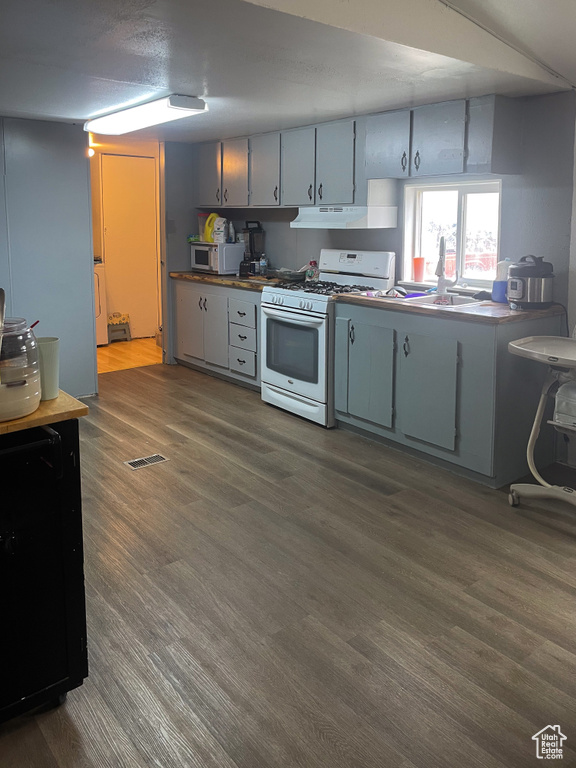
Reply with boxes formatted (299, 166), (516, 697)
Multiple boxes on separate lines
(261, 306), (325, 327)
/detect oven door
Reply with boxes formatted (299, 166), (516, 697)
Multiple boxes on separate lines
(191, 245), (215, 272)
(261, 303), (327, 402)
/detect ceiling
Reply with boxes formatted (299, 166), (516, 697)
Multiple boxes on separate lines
(0, 0), (572, 144)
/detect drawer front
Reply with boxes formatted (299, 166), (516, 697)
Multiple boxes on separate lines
(229, 299), (256, 328)
(229, 323), (256, 352)
(229, 347), (256, 377)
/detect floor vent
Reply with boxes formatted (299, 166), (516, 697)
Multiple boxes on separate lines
(124, 454), (169, 470)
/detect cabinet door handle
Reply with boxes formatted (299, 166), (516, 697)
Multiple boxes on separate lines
(237, 358), (246, 365)
(349, 325), (355, 345)
(401, 151), (407, 172)
(307, 184), (313, 201)
(238, 334), (247, 341)
(317, 183), (323, 200)
(223, 188), (228, 203)
(216, 188), (220, 203)
(203, 298), (207, 311)
(198, 297), (203, 310)
(273, 185), (278, 202)
(403, 335), (410, 357)
(414, 150), (421, 171)
(237, 311), (246, 317)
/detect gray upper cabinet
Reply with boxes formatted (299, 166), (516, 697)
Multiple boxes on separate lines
(249, 133), (280, 206)
(411, 100), (466, 177)
(222, 138), (249, 207)
(197, 142), (222, 207)
(365, 110), (411, 179)
(466, 95), (522, 175)
(281, 127), (316, 206)
(315, 121), (355, 204)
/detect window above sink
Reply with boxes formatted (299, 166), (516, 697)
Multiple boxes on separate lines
(403, 179), (501, 290)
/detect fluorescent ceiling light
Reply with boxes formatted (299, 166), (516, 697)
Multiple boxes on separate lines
(83, 95), (208, 135)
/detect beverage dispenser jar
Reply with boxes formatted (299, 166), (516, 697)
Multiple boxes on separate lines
(0, 318), (41, 421)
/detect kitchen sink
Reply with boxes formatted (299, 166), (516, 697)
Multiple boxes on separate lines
(404, 294), (483, 307)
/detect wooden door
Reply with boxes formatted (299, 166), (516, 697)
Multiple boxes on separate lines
(101, 154), (158, 338)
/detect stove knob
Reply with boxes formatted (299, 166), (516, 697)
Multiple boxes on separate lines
(299, 299), (304, 309)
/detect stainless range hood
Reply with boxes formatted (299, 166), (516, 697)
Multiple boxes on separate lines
(290, 179), (398, 230)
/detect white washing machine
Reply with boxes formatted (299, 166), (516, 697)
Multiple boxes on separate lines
(94, 263), (108, 346)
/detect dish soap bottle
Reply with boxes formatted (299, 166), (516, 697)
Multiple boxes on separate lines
(305, 260), (319, 282)
(259, 253), (268, 276)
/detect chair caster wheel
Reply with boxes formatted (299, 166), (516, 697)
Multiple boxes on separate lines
(509, 490), (519, 507)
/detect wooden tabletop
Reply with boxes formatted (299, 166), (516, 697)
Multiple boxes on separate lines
(335, 295), (567, 324)
(0, 390), (89, 435)
(170, 272), (286, 291)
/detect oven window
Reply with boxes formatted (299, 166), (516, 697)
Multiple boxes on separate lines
(194, 248), (210, 266)
(266, 318), (319, 383)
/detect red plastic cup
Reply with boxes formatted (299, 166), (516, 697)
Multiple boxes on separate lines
(413, 257), (425, 283)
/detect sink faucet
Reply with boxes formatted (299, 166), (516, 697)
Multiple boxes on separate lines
(435, 236), (458, 295)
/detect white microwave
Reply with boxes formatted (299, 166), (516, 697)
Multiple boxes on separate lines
(191, 242), (245, 274)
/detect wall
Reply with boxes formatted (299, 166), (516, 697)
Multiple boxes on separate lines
(0, 118), (96, 398)
(500, 91), (576, 312)
(223, 208), (402, 273)
(162, 141), (198, 362)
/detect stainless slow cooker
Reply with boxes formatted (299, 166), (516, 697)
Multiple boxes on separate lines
(507, 255), (554, 309)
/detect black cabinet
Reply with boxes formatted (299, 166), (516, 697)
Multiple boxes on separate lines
(0, 419), (88, 722)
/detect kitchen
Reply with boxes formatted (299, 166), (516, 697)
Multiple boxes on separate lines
(1, 0), (576, 765)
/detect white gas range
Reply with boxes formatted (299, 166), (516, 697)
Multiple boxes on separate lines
(260, 249), (396, 427)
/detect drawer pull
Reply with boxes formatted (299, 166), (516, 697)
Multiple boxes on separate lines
(237, 358), (246, 365)
(237, 311), (246, 317)
(238, 334), (247, 341)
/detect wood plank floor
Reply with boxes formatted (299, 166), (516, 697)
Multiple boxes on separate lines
(2, 363), (576, 767)
(97, 337), (162, 374)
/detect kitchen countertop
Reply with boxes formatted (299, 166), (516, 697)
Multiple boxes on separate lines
(335, 294), (566, 324)
(0, 390), (89, 435)
(169, 272), (288, 291)
(170, 272), (566, 325)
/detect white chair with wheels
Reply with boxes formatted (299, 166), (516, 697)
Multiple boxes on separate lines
(508, 336), (576, 508)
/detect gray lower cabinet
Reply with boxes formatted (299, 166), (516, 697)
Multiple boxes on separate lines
(249, 133), (280, 206)
(411, 100), (466, 177)
(173, 280), (260, 384)
(197, 141), (222, 206)
(174, 281), (228, 368)
(335, 317), (394, 428)
(396, 332), (458, 450)
(334, 302), (563, 487)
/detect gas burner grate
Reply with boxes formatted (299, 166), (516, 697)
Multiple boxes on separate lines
(124, 454), (169, 470)
(283, 281), (376, 295)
